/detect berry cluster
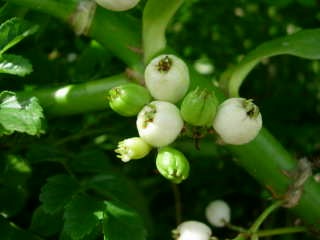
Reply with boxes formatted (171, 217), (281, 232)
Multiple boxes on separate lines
(108, 54), (263, 183)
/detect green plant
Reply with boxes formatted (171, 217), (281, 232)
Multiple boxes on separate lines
(0, 0), (320, 239)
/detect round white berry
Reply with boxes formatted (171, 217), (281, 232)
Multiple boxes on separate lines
(145, 54), (190, 103)
(136, 101), (183, 147)
(213, 98), (262, 145)
(94, 0), (140, 11)
(205, 200), (231, 228)
(176, 221), (212, 240)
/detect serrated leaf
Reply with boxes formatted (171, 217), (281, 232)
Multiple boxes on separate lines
(103, 201), (147, 240)
(70, 149), (112, 173)
(30, 206), (63, 237)
(0, 17), (38, 54)
(39, 174), (79, 213)
(60, 226), (101, 240)
(227, 29), (320, 97)
(27, 143), (65, 164)
(0, 91), (45, 136)
(86, 173), (147, 213)
(63, 194), (104, 240)
(0, 54), (32, 76)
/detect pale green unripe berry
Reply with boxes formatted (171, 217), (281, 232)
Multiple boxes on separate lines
(175, 221), (212, 240)
(213, 98), (262, 145)
(108, 83), (151, 117)
(205, 200), (231, 228)
(136, 101), (184, 147)
(180, 87), (218, 127)
(145, 54), (190, 103)
(94, 0), (140, 11)
(115, 137), (151, 162)
(156, 147), (190, 184)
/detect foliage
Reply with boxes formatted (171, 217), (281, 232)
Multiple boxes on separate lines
(0, 0), (319, 240)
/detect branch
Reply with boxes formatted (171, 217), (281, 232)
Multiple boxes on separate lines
(18, 74), (128, 115)
(7, 0), (320, 231)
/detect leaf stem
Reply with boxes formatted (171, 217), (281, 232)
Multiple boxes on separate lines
(171, 183), (182, 225)
(143, 0), (184, 62)
(255, 226), (307, 237)
(249, 200), (283, 232)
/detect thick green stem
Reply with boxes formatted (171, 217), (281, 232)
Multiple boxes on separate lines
(89, 7), (143, 72)
(143, 0), (184, 62)
(7, 0), (79, 21)
(18, 74), (128, 115)
(7, 0), (320, 231)
(228, 129), (320, 227)
(7, 0), (143, 71)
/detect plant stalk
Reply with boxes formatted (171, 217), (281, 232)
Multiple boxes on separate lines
(7, 0), (320, 231)
(18, 74), (128, 115)
(143, 0), (184, 62)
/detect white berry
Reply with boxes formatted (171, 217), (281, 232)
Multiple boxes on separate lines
(205, 200), (231, 228)
(145, 54), (190, 103)
(213, 98), (262, 145)
(176, 221), (212, 240)
(136, 101), (183, 147)
(94, 0), (140, 11)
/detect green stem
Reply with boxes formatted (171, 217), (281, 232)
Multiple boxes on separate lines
(255, 226), (307, 237)
(18, 74), (128, 115)
(89, 7), (143, 71)
(249, 200), (283, 232)
(7, 0), (320, 231)
(7, 0), (79, 21)
(143, 0), (184, 62)
(7, 0), (143, 71)
(225, 223), (248, 233)
(233, 233), (248, 240)
(228, 129), (320, 228)
(171, 183), (182, 225)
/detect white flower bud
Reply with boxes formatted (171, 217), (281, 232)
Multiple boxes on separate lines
(145, 54), (190, 103)
(213, 98), (262, 145)
(115, 137), (151, 162)
(136, 101), (183, 147)
(94, 0), (140, 11)
(175, 221), (212, 240)
(205, 200), (231, 228)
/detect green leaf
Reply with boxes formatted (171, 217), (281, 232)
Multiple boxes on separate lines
(39, 174), (79, 214)
(103, 201), (147, 240)
(0, 155), (30, 217)
(63, 194), (104, 240)
(70, 149), (112, 173)
(227, 29), (320, 97)
(30, 206), (63, 237)
(0, 215), (39, 240)
(0, 17), (38, 55)
(0, 54), (32, 76)
(0, 185), (27, 217)
(86, 173), (148, 213)
(264, 0), (293, 7)
(0, 154), (31, 187)
(297, 0), (316, 6)
(0, 91), (45, 136)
